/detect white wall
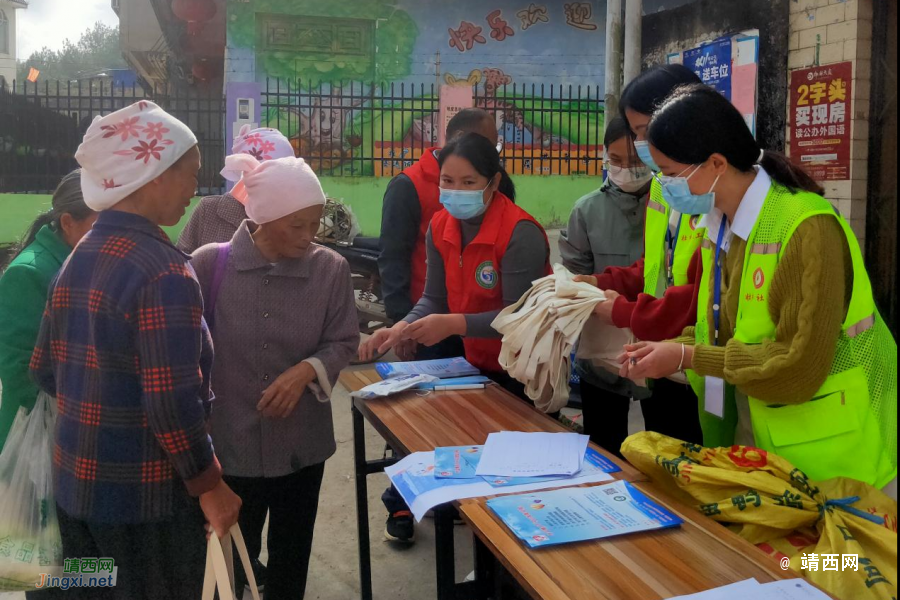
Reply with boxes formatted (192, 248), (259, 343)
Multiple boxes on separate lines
(0, 1), (20, 87)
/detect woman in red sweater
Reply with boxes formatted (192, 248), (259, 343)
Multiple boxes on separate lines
(575, 65), (705, 455)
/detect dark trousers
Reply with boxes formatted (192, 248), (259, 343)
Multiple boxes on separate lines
(55, 494), (206, 600)
(223, 462), (325, 600)
(580, 377), (703, 458)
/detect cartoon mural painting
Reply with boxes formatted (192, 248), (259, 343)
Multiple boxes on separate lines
(229, 0), (606, 176)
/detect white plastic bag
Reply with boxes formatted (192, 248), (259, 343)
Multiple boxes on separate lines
(201, 524), (260, 600)
(0, 392), (63, 591)
(350, 374), (439, 400)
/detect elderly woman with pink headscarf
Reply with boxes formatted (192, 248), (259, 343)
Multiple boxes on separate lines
(192, 153), (359, 600)
(177, 126), (296, 253)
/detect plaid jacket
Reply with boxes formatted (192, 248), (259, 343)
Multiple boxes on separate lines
(31, 211), (220, 524)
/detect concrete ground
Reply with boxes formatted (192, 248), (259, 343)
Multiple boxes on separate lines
(1, 229), (648, 600)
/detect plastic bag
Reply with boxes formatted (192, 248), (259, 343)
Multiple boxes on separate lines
(622, 431), (898, 600)
(0, 392), (63, 591)
(350, 374), (439, 400)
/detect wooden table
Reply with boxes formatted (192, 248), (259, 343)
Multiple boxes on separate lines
(341, 369), (642, 600)
(341, 369), (834, 600)
(459, 480), (827, 599)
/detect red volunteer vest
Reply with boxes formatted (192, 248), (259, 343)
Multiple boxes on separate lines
(431, 193), (550, 373)
(401, 148), (443, 304)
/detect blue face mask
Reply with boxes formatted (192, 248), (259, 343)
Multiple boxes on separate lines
(634, 141), (660, 172)
(440, 186), (490, 220)
(656, 164), (721, 215)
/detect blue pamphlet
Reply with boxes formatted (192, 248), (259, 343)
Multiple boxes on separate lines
(376, 357), (480, 379)
(434, 446), (484, 479)
(486, 481), (683, 548)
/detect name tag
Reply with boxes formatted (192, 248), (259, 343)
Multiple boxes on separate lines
(705, 377), (726, 418)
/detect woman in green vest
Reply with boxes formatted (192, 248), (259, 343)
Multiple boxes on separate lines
(574, 65), (708, 454)
(0, 170), (97, 452)
(620, 85), (897, 497)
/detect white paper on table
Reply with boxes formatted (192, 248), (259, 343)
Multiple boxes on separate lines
(669, 579), (833, 600)
(475, 432), (590, 478)
(669, 579), (762, 599)
(385, 452), (614, 522)
(755, 580), (835, 600)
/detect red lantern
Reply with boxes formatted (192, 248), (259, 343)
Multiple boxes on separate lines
(191, 58), (218, 83)
(172, 0), (217, 35)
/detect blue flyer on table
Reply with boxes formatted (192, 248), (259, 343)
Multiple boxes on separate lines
(486, 481), (683, 549)
(483, 447), (622, 488)
(375, 357), (480, 379)
(434, 446), (484, 479)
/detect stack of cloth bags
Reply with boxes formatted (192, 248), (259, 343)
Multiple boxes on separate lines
(493, 264), (633, 414)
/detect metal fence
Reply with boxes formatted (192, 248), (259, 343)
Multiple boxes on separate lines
(261, 79), (606, 178)
(0, 79), (226, 194)
(0, 78), (604, 193)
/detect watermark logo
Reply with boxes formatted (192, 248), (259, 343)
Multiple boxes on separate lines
(780, 553), (859, 572)
(35, 558), (118, 590)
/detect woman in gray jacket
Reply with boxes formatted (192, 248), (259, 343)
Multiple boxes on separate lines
(193, 155), (359, 600)
(559, 116), (653, 457)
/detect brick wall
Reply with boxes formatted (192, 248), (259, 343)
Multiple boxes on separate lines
(788, 0), (874, 246)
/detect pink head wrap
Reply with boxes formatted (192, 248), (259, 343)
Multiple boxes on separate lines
(75, 101), (198, 211)
(230, 125), (295, 161)
(221, 154), (326, 224)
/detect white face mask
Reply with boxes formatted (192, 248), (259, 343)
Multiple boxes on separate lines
(606, 164), (653, 193)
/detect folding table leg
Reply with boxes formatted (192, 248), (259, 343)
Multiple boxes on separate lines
(433, 504), (457, 600)
(352, 403), (373, 600)
(474, 536), (496, 600)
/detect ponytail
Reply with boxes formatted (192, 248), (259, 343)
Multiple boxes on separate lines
(758, 150), (825, 196)
(498, 168), (516, 202)
(3, 169), (92, 270)
(7, 212), (57, 268)
(648, 85), (824, 195)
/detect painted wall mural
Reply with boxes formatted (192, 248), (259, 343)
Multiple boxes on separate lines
(226, 0), (615, 176)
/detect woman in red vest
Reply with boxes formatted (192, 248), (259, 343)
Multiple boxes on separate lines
(360, 133), (550, 395)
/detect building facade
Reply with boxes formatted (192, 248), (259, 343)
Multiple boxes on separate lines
(0, 0), (26, 89)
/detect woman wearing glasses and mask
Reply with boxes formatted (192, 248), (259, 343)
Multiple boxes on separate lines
(558, 116), (656, 454)
(620, 84), (896, 497)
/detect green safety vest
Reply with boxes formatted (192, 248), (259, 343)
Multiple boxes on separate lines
(689, 183), (897, 487)
(643, 179), (706, 297)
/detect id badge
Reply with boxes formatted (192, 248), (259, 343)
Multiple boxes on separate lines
(704, 377), (725, 418)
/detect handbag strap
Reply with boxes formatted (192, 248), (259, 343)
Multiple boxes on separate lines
(204, 242), (231, 329)
(202, 524), (261, 600)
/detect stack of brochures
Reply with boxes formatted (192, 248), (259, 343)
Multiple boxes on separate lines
(385, 448), (619, 522)
(376, 357), (481, 379)
(486, 482), (683, 548)
(476, 432), (590, 478)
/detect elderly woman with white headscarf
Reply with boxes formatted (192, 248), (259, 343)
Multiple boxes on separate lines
(191, 154), (359, 600)
(30, 101), (241, 600)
